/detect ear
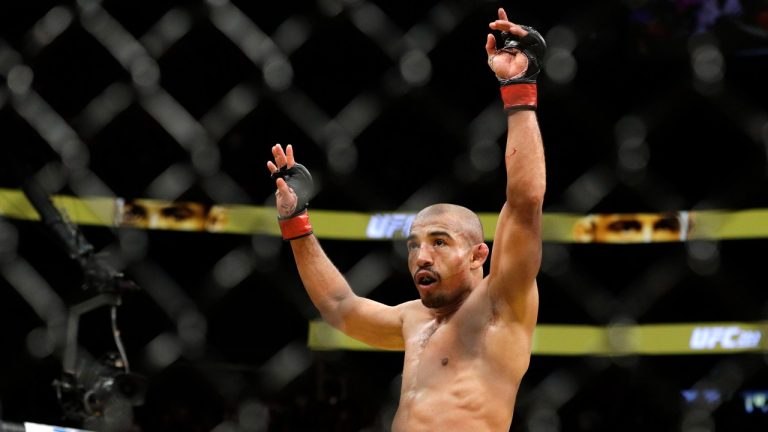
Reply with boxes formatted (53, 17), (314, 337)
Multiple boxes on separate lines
(470, 243), (490, 270)
(572, 216), (596, 243)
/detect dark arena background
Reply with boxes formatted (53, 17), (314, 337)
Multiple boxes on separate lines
(1, 0), (768, 431)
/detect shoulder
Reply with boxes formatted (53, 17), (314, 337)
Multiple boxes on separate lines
(397, 300), (432, 327)
(463, 278), (535, 326)
(397, 299), (425, 316)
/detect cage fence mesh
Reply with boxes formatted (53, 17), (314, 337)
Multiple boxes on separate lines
(0, 0), (768, 431)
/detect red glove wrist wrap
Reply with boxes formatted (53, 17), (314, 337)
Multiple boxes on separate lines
(279, 211), (313, 241)
(500, 83), (537, 111)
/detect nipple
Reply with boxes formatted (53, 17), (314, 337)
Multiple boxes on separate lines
(441, 357), (449, 366)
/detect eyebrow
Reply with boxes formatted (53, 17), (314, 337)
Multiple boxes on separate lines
(407, 231), (454, 242)
(429, 231), (453, 238)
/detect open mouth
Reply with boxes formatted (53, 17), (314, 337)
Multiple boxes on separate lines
(415, 270), (438, 288)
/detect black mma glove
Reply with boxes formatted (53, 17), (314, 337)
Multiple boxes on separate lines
(497, 25), (547, 111)
(271, 163), (314, 240)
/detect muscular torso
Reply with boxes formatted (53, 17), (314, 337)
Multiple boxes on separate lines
(392, 279), (535, 431)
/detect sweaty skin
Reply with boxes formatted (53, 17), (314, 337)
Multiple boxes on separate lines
(268, 8), (544, 431)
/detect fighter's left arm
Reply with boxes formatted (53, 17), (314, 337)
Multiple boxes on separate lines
(485, 9), (546, 330)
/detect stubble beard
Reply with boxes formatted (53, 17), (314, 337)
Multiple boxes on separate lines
(419, 279), (473, 310)
(421, 292), (449, 309)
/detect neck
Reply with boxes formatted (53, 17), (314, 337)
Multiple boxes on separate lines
(431, 288), (471, 322)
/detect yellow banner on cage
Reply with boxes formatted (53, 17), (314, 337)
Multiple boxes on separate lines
(308, 320), (768, 355)
(1, 188), (767, 242)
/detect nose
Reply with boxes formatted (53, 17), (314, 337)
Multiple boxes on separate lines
(415, 244), (433, 267)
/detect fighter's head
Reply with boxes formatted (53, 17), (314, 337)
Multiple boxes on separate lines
(407, 204), (489, 309)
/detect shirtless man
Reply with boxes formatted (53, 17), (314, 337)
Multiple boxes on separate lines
(267, 8), (546, 431)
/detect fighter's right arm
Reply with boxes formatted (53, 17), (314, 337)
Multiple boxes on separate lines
(289, 234), (406, 350)
(268, 144), (405, 350)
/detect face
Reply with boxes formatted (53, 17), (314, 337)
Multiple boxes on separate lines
(118, 199), (208, 231)
(406, 214), (478, 309)
(592, 213), (685, 243)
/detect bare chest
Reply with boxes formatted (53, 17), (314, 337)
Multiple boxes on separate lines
(394, 318), (522, 432)
(400, 313), (527, 390)
(402, 320), (483, 388)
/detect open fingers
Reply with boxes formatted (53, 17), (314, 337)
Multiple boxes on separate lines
(491, 21), (528, 38)
(267, 160), (278, 174)
(488, 8), (528, 38)
(286, 144), (295, 168)
(271, 143), (297, 172)
(485, 33), (497, 56)
(272, 143), (287, 168)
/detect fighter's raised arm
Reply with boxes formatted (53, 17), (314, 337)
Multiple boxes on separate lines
(485, 8), (546, 329)
(268, 10), (547, 429)
(267, 144), (406, 350)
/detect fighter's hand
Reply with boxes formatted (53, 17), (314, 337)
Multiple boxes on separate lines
(267, 143), (298, 218)
(486, 8), (529, 80)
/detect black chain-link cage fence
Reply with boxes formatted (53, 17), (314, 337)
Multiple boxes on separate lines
(1, 0), (768, 430)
